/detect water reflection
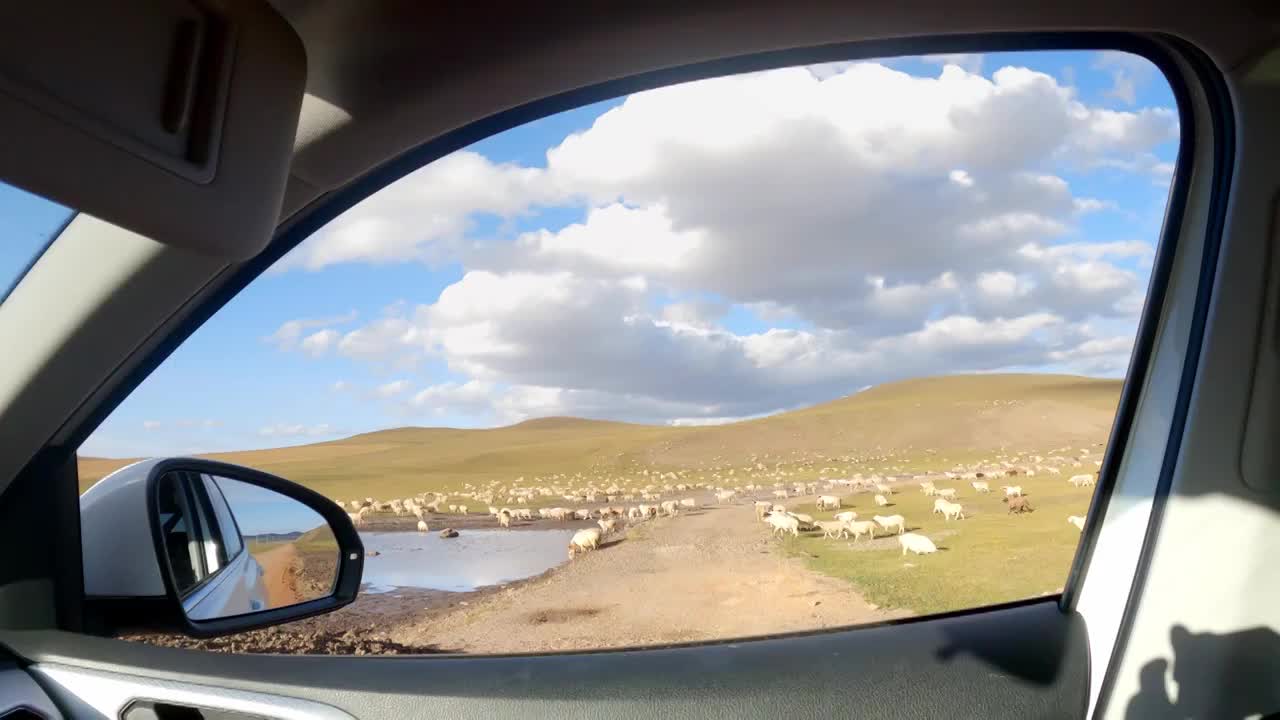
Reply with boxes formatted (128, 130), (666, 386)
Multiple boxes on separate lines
(360, 529), (576, 593)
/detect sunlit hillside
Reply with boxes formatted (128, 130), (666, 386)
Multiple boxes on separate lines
(79, 373), (1121, 498)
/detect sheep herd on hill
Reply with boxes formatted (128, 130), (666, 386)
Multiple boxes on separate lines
(332, 444), (1101, 562)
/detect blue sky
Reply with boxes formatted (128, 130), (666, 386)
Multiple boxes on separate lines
(0, 50), (1178, 458)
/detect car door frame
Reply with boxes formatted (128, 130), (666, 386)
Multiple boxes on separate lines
(0, 30), (1235, 720)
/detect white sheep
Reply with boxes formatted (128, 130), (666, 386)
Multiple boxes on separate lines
(846, 520), (878, 541)
(458, 505), (468, 515)
(679, 498), (697, 509)
(935, 488), (958, 500)
(971, 481), (991, 493)
(754, 501), (772, 521)
(873, 514), (906, 535)
(660, 500), (679, 517)
(938, 501), (965, 522)
(772, 489), (789, 500)
(598, 517), (620, 535)
(1067, 515), (1086, 531)
(899, 532), (938, 555)
(568, 528), (603, 558)
(416, 520), (429, 532)
(816, 495), (841, 510)
(874, 494), (890, 507)
(765, 512), (800, 537)
(787, 512), (816, 530)
(1068, 474), (1094, 487)
(932, 498), (951, 515)
(1002, 485), (1023, 497)
(816, 520), (850, 539)
(919, 481), (937, 495)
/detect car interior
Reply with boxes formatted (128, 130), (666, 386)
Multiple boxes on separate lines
(0, 1), (1278, 718)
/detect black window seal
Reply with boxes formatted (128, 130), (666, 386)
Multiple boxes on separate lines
(59, 32), (1228, 642)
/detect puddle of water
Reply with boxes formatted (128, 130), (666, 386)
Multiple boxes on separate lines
(359, 529), (576, 593)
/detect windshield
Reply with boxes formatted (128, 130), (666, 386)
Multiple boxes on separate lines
(0, 181), (75, 303)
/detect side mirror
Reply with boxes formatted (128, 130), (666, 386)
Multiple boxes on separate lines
(81, 458), (363, 638)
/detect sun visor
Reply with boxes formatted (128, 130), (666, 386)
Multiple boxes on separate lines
(0, 1), (305, 260)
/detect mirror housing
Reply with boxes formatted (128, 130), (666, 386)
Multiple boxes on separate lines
(81, 457), (363, 638)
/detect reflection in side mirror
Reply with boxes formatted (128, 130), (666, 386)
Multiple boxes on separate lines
(81, 457), (362, 638)
(155, 473), (340, 621)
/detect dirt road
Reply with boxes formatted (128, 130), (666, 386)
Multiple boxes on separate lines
(253, 544), (302, 609)
(391, 501), (908, 654)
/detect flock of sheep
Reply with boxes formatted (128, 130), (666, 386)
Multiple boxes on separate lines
(749, 463), (1099, 558)
(333, 443), (1102, 566)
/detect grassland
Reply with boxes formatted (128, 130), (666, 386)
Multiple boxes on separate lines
(79, 373), (1120, 501)
(91, 372), (1120, 631)
(779, 470), (1096, 615)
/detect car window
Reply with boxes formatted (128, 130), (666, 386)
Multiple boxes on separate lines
(155, 473), (202, 594)
(203, 475), (244, 559)
(186, 474), (229, 575)
(81, 49), (1180, 655)
(0, 181), (75, 303)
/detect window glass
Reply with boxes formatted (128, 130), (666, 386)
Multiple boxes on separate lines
(204, 475), (244, 559)
(187, 474), (229, 575)
(0, 182), (75, 303)
(83, 49), (1180, 655)
(155, 474), (201, 594)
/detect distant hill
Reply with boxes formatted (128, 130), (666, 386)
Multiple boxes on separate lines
(79, 373), (1121, 498)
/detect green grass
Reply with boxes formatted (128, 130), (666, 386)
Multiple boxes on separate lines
(777, 466), (1098, 615)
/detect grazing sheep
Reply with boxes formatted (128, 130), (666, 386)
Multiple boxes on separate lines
(787, 512), (816, 529)
(597, 517), (620, 535)
(448, 505), (458, 513)
(660, 500), (679, 517)
(574, 509), (593, 520)
(1067, 515), (1086, 531)
(765, 512), (800, 537)
(772, 489), (789, 500)
(816, 520), (851, 539)
(899, 532), (938, 556)
(935, 488), (958, 500)
(920, 482), (937, 496)
(971, 481), (991, 493)
(874, 494), (890, 507)
(568, 528), (603, 558)
(458, 505), (468, 515)
(1004, 496), (1035, 514)
(1002, 485), (1024, 498)
(417, 520), (429, 532)
(846, 520), (878, 541)
(1068, 474), (1095, 487)
(834, 510), (858, 523)
(873, 514), (906, 535)
(938, 501), (965, 522)
(816, 495), (841, 511)
(754, 501), (772, 521)
(933, 498), (951, 515)
(497, 510), (512, 528)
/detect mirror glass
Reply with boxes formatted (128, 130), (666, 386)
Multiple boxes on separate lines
(155, 471), (339, 621)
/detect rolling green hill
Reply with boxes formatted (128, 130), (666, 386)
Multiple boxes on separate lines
(78, 373), (1121, 499)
